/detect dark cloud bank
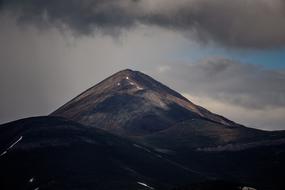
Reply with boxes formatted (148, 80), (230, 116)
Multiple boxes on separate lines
(1, 0), (285, 49)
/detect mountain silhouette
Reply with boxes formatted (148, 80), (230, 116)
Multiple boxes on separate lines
(51, 69), (237, 136)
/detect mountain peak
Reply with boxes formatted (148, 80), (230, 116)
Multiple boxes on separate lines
(107, 69), (147, 90)
(113, 69), (136, 78)
(51, 69), (236, 135)
(117, 68), (135, 73)
(110, 68), (142, 77)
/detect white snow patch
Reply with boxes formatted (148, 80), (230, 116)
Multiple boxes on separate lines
(117, 82), (121, 86)
(154, 148), (175, 155)
(242, 187), (256, 190)
(29, 178), (34, 183)
(128, 81), (143, 90)
(133, 144), (151, 153)
(137, 182), (154, 189)
(8, 136), (23, 150)
(126, 76), (129, 80)
(0, 136), (23, 158)
(153, 153), (163, 158)
(0, 151), (7, 157)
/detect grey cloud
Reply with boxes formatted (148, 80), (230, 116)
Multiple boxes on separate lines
(155, 58), (285, 110)
(0, 0), (138, 35)
(1, 0), (285, 49)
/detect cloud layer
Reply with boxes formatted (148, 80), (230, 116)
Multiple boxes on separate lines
(1, 0), (285, 49)
(153, 59), (285, 130)
(156, 58), (285, 110)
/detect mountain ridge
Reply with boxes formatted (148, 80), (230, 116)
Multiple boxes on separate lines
(51, 69), (237, 136)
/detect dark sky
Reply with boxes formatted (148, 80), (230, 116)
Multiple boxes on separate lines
(0, 0), (285, 130)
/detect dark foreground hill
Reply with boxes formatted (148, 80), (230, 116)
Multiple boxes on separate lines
(1, 116), (284, 190)
(0, 116), (206, 190)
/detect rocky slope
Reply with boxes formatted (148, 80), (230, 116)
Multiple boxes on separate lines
(51, 69), (237, 136)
